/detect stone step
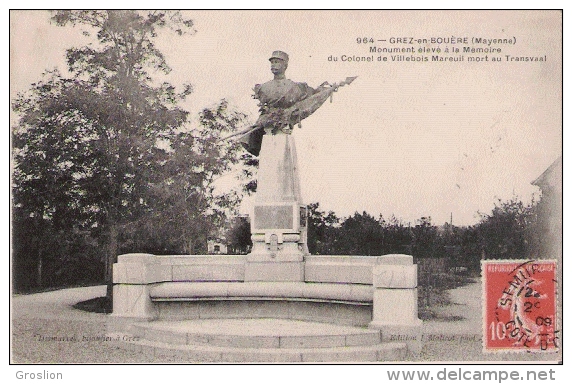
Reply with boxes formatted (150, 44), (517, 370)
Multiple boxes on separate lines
(130, 319), (382, 349)
(114, 337), (408, 363)
(110, 319), (408, 362)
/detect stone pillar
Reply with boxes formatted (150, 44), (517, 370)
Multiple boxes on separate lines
(369, 254), (423, 354)
(110, 253), (166, 324)
(245, 132), (307, 282)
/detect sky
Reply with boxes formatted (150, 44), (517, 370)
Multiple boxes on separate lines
(10, 10), (563, 226)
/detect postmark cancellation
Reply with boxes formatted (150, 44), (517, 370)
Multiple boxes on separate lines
(482, 260), (558, 353)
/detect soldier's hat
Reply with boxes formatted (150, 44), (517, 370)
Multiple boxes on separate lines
(269, 50), (289, 62)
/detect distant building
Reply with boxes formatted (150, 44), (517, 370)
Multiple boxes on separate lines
(531, 156), (562, 261)
(207, 237), (228, 255)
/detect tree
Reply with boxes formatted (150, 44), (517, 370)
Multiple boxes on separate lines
(12, 11), (247, 294)
(226, 215), (252, 254)
(334, 211), (385, 256)
(138, 100), (247, 255)
(460, 224), (483, 272)
(12, 70), (111, 290)
(238, 154), (259, 194)
(307, 202), (339, 254)
(476, 196), (538, 260)
(411, 216), (443, 259)
(380, 214), (412, 255)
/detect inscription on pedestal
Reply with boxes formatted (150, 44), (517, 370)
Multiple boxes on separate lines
(254, 205), (294, 230)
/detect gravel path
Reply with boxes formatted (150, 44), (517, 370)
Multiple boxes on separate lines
(417, 279), (560, 362)
(11, 286), (190, 363)
(11, 282), (561, 363)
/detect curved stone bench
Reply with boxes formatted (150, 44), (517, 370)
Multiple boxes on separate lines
(150, 281), (374, 304)
(148, 281), (374, 326)
(111, 253), (422, 343)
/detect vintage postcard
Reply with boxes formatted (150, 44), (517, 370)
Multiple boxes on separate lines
(10, 9), (562, 369)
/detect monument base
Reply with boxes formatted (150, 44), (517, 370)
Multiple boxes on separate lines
(110, 253), (422, 360)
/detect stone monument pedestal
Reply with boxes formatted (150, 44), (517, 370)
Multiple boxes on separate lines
(245, 131), (308, 282)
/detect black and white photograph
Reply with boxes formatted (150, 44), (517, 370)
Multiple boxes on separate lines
(9, 7), (563, 374)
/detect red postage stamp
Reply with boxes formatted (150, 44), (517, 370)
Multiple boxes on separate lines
(482, 260), (558, 352)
